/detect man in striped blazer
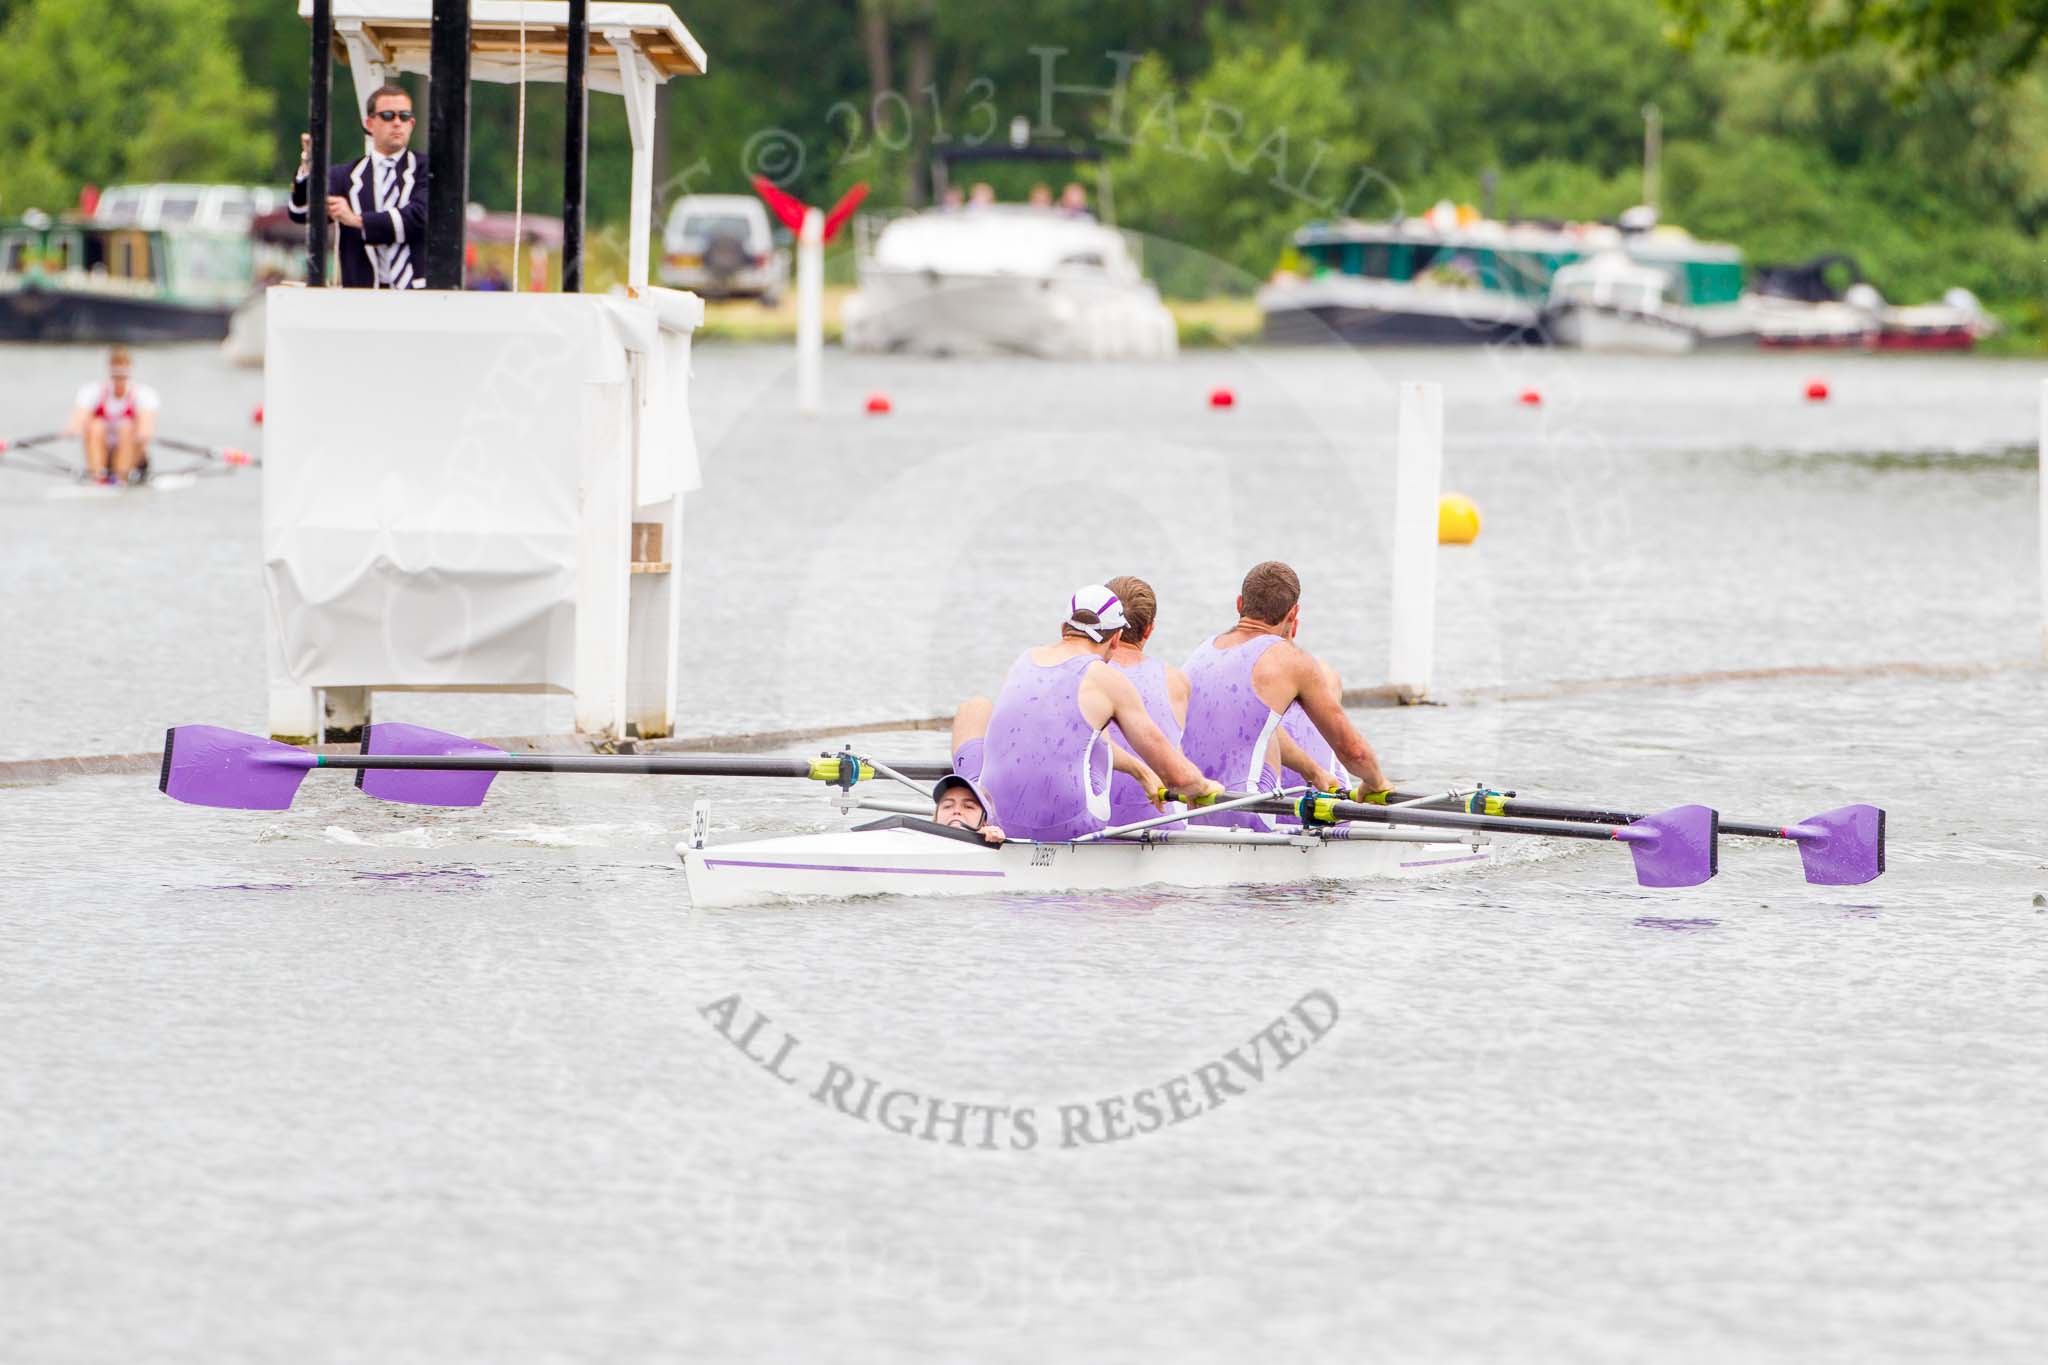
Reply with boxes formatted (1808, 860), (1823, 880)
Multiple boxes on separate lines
(288, 83), (429, 290)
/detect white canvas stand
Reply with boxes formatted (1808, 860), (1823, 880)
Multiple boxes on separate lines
(262, 287), (703, 742)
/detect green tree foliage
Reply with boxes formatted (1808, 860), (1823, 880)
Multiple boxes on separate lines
(1668, 0), (2048, 82)
(9, 0), (2048, 339)
(0, 0), (272, 214)
(1106, 42), (1377, 295)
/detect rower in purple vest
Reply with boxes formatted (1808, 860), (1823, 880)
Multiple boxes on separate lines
(949, 584), (1223, 841)
(1100, 574), (1192, 829)
(1181, 560), (1391, 830)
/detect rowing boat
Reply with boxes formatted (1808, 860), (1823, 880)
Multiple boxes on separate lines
(154, 723), (1886, 902)
(678, 814), (1493, 907)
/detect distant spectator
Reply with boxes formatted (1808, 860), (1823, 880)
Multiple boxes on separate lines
(289, 83), (428, 289)
(63, 346), (157, 486)
(939, 185), (965, 211)
(1028, 183), (1053, 209)
(968, 182), (996, 207)
(1058, 182), (1093, 219)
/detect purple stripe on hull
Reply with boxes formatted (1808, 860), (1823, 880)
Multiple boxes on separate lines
(1399, 853), (1491, 868)
(699, 858), (1007, 878)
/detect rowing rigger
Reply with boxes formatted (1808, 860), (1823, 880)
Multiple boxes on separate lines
(157, 723), (1886, 901)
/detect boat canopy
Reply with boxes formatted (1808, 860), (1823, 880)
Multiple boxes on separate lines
(296, 0), (706, 94)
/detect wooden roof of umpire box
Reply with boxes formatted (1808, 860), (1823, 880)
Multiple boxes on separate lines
(299, 1), (707, 93)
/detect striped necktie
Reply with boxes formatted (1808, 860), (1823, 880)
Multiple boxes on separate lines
(374, 157), (413, 290)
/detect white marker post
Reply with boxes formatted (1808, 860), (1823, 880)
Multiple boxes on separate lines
(1388, 380), (1444, 702)
(2040, 380), (2048, 659)
(797, 205), (823, 414)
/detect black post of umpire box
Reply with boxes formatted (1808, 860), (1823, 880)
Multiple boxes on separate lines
(307, 0), (331, 285)
(425, 0), (471, 289)
(563, 0), (589, 292)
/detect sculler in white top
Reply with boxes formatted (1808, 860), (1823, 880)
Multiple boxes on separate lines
(63, 346), (158, 485)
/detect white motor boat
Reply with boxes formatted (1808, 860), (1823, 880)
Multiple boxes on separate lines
(1543, 251), (1700, 354)
(841, 206), (1177, 360)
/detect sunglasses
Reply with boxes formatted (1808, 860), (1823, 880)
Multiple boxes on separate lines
(370, 109), (416, 122)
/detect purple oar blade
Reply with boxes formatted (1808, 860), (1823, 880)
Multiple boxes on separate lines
(1784, 804), (1885, 885)
(159, 725), (315, 810)
(1613, 804), (1719, 887)
(356, 723), (503, 807)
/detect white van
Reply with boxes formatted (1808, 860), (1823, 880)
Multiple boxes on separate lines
(659, 194), (787, 302)
(94, 184), (290, 233)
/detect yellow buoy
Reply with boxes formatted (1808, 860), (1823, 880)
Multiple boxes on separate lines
(1438, 492), (1481, 545)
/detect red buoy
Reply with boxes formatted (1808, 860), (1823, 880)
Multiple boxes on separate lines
(1517, 388), (1542, 406)
(252, 404), (264, 425)
(865, 392), (892, 415)
(1804, 379), (1829, 402)
(1209, 386), (1235, 409)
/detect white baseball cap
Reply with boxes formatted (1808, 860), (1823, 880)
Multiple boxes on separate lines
(1065, 584), (1128, 642)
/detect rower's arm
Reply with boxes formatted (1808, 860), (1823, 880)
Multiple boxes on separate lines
(1093, 666), (1213, 796)
(1166, 665), (1192, 730)
(1275, 730), (1337, 792)
(1292, 655), (1388, 793)
(61, 405), (87, 438)
(1107, 741), (1164, 809)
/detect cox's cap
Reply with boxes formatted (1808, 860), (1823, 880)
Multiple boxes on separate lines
(1066, 584), (1128, 643)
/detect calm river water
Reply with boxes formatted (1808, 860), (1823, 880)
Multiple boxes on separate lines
(2, 340), (2044, 1363)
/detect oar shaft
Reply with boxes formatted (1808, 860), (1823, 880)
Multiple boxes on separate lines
(153, 437), (259, 468)
(315, 753), (818, 778)
(1252, 795), (1634, 843)
(307, 751), (956, 781)
(1387, 790), (1782, 840)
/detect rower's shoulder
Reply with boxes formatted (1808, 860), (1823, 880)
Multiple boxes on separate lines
(1252, 633), (1308, 664)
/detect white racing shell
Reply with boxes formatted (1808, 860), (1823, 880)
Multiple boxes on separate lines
(680, 821), (1491, 907)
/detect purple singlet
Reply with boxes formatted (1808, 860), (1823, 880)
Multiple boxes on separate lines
(978, 651), (1114, 841)
(1180, 634), (1286, 830)
(1105, 656), (1186, 830)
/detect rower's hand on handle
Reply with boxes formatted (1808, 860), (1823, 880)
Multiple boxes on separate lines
(980, 823), (1006, 845)
(298, 133), (311, 179)
(1131, 761), (1166, 811)
(1349, 782), (1396, 805)
(1173, 778), (1228, 806)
